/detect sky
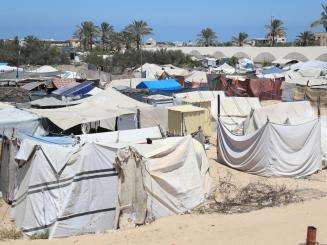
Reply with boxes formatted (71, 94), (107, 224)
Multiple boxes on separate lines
(0, 0), (325, 42)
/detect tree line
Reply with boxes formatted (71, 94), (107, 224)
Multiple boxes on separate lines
(197, 3), (327, 47)
(0, 36), (70, 66)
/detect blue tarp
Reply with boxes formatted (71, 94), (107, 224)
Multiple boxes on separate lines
(136, 79), (182, 92)
(262, 66), (284, 75)
(53, 81), (94, 97)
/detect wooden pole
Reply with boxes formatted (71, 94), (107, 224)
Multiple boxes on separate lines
(217, 94), (220, 119)
(136, 109), (141, 129)
(306, 226), (317, 245)
(317, 96), (321, 118)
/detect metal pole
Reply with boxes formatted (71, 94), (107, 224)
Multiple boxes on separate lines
(317, 96), (321, 118)
(136, 109), (141, 129)
(306, 226), (317, 245)
(217, 94), (220, 119)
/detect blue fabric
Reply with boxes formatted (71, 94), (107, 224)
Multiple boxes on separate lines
(262, 66), (284, 75)
(53, 81), (94, 97)
(136, 79), (182, 92)
(21, 134), (75, 145)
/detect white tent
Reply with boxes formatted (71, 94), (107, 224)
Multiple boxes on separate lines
(244, 101), (326, 166)
(161, 64), (190, 77)
(0, 65), (22, 73)
(217, 118), (322, 177)
(291, 60), (327, 72)
(11, 135), (211, 238)
(0, 108), (46, 137)
(185, 70), (208, 84)
(135, 63), (164, 79)
(217, 97), (262, 132)
(29, 65), (58, 73)
(214, 63), (236, 74)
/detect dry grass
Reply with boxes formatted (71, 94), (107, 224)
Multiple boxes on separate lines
(0, 227), (22, 240)
(30, 230), (49, 240)
(195, 173), (303, 214)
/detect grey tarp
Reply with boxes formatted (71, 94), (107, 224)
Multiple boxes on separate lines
(217, 119), (322, 177)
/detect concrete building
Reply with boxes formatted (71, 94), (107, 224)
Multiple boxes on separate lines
(314, 32), (327, 46)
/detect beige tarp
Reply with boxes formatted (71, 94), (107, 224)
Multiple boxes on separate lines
(28, 88), (150, 130)
(185, 71), (208, 84)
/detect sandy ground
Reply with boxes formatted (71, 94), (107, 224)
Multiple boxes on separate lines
(1, 141), (327, 245)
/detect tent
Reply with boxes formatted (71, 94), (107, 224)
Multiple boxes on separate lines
(259, 66), (286, 79)
(0, 108), (46, 137)
(243, 101), (327, 166)
(136, 79), (182, 92)
(185, 70), (208, 85)
(135, 63), (164, 79)
(11, 135), (210, 238)
(217, 118), (322, 177)
(28, 88), (150, 131)
(238, 58), (254, 72)
(29, 66), (58, 73)
(217, 97), (262, 132)
(0, 65), (22, 73)
(214, 63), (236, 74)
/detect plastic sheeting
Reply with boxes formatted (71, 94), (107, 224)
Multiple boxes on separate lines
(217, 119), (322, 178)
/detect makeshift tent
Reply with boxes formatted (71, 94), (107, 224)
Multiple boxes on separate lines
(259, 66), (286, 79)
(52, 82), (80, 95)
(29, 66), (58, 73)
(244, 101), (316, 133)
(217, 118), (322, 178)
(144, 94), (174, 107)
(217, 97), (262, 132)
(11, 135), (210, 238)
(136, 79), (182, 92)
(0, 65), (22, 73)
(185, 70), (208, 86)
(291, 60), (327, 72)
(0, 108), (45, 137)
(135, 63), (164, 79)
(28, 88), (150, 131)
(249, 78), (283, 100)
(243, 101), (326, 166)
(116, 136), (211, 224)
(59, 71), (81, 79)
(214, 63), (236, 74)
(238, 58), (254, 72)
(30, 97), (79, 109)
(161, 65), (190, 77)
(272, 58), (298, 66)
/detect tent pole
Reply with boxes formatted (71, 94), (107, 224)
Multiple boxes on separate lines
(217, 94), (220, 119)
(317, 96), (321, 118)
(137, 109), (141, 129)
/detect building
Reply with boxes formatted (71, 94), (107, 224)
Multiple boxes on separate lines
(314, 32), (327, 46)
(249, 34), (286, 46)
(144, 38), (157, 47)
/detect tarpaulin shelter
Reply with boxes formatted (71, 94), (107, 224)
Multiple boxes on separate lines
(217, 118), (322, 177)
(0, 108), (45, 137)
(10, 134), (210, 238)
(136, 79), (182, 92)
(249, 78), (283, 100)
(185, 70), (208, 88)
(243, 101), (327, 166)
(217, 97), (262, 132)
(28, 66), (58, 73)
(214, 63), (236, 74)
(28, 88), (151, 131)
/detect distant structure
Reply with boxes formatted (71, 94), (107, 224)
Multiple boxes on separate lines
(249, 34), (286, 46)
(314, 32), (327, 46)
(144, 38), (157, 47)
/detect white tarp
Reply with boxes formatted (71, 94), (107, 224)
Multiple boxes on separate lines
(218, 97), (262, 132)
(12, 140), (118, 238)
(28, 88), (150, 130)
(116, 136), (211, 220)
(185, 70), (208, 84)
(244, 101), (326, 165)
(11, 135), (211, 238)
(135, 63), (164, 79)
(29, 65), (58, 73)
(217, 119), (322, 177)
(285, 71), (327, 86)
(0, 108), (45, 137)
(214, 63), (236, 74)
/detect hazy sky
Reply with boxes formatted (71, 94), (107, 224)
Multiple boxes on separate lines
(0, 0), (325, 42)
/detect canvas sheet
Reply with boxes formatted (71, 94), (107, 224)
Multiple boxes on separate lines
(217, 119), (322, 177)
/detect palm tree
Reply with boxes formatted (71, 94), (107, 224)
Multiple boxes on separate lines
(311, 3), (327, 31)
(100, 22), (114, 51)
(125, 20), (153, 50)
(197, 28), (217, 47)
(265, 18), (286, 46)
(75, 21), (99, 50)
(296, 31), (316, 46)
(232, 32), (248, 46)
